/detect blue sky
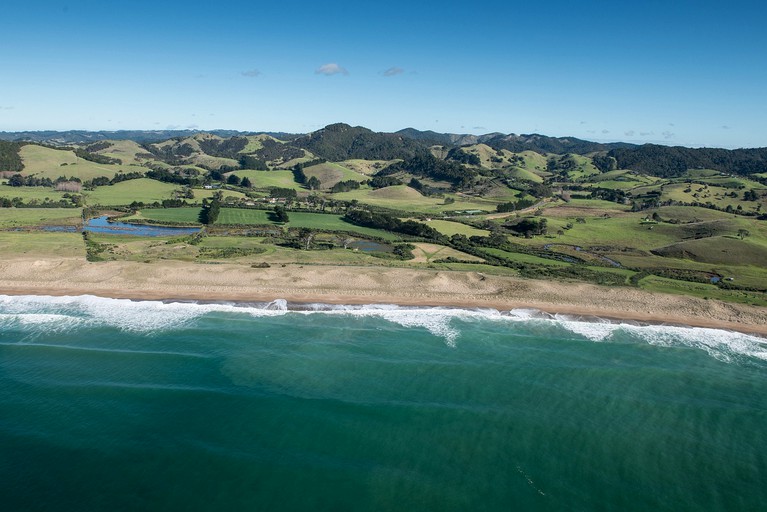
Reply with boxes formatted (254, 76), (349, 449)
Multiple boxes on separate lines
(0, 0), (765, 148)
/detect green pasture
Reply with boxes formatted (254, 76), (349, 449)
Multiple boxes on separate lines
(86, 179), (179, 205)
(95, 140), (151, 165)
(226, 170), (299, 190)
(417, 220), (490, 237)
(333, 186), (495, 213)
(661, 183), (763, 211)
(216, 208), (400, 240)
(0, 208), (82, 228)
(303, 162), (369, 189)
(19, 145), (143, 180)
(0, 232), (84, 258)
(0, 185), (70, 202)
(339, 159), (397, 175)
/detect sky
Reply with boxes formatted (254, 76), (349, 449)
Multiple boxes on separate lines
(0, 0), (765, 148)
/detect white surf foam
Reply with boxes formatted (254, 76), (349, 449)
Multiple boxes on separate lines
(1, 295), (765, 362)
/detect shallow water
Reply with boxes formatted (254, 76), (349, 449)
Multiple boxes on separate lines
(1, 295), (765, 511)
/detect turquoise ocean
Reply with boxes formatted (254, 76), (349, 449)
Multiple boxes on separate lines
(1, 294), (766, 511)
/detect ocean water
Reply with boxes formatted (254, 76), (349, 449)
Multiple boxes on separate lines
(1, 295), (766, 511)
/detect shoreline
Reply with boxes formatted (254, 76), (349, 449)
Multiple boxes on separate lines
(1, 257), (766, 336)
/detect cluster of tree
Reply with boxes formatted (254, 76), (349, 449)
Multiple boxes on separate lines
(6, 174), (55, 187)
(369, 176), (403, 189)
(504, 217), (548, 237)
(379, 155), (476, 187)
(0, 194), (82, 208)
(743, 189), (760, 201)
(0, 141), (25, 172)
(146, 168), (195, 185)
(293, 123), (428, 161)
(344, 209), (443, 239)
(330, 180), (360, 193)
(592, 154), (618, 172)
(73, 148), (121, 165)
(271, 205), (289, 223)
(496, 198), (536, 212)
(253, 138), (305, 163)
(407, 178), (445, 197)
(547, 154), (579, 173)
(197, 136), (248, 159)
(226, 174), (252, 187)
(239, 155), (267, 169)
(269, 187), (297, 199)
(608, 145), (767, 178)
(200, 192), (222, 224)
(590, 187), (627, 203)
(83, 141), (114, 153)
(291, 162), (323, 190)
(446, 147), (481, 166)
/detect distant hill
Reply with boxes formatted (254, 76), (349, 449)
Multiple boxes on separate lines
(395, 128), (502, 147)
(609, 144), (767, 178)
(292, 123), (428, 161)
(482, 133), (635, 155)
(0, 129), (271, 145)
(2, 124), (766, 178)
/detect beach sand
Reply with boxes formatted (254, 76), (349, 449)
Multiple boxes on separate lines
(0, 256), (765, 335)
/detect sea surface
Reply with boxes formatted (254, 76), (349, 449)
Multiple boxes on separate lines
(1, 295), (766, 511)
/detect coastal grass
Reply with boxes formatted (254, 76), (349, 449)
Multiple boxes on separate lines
(0, 208), (82, 228)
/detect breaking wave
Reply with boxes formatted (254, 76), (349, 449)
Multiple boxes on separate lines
(0, 295), (764, 362)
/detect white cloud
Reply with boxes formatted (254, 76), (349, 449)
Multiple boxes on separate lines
(315, 63), (348, 76)
(241, 69), (261, 77)
(640, 131), (653, 136)
(624, 130), (635, 137)
(601, 129), (610, 134)
(383, 67), (404, 77)
(662, 131), (675, 139)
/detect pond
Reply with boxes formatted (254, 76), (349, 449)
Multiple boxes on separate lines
(348, 240), (393, 253)
(85, 216), (201, 237)
(41, 216), (201, 237)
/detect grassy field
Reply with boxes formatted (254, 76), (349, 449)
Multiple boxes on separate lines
(216, 208), (400, 240)
(0, 185), (70, 202)
(303, 162), (369, 189)
(0, 208), (82, 228)
(0, 232), (84, 258)
(417, 219), (490, 237)
(94, 140), (151, 165)
(19, 145), (144, 180)
(86, 179), (180, 205)
(333, 186), (497, 213)
(226, 170), (300, 190)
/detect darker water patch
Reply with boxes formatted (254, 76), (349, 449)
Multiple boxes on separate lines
(348, 240), (393, 253)
(84, 216), (200, 237)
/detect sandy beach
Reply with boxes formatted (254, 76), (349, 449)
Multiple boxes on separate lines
(0, 256), (765, 335)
